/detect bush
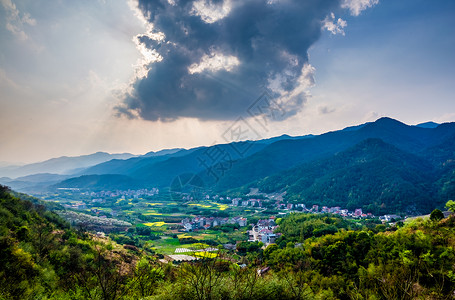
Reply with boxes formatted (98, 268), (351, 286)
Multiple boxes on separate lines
(430, 209), (444, 221)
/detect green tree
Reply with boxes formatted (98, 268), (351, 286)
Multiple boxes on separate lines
(263, 243), (279, 259)
(430, 209), (444, 221)
(445, 200), (455, 213)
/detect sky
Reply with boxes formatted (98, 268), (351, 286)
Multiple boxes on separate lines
(0, 0), (454, 164)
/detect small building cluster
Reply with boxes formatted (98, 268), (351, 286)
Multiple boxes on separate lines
(231, 198), (263, 207)
(56, 210), (131, 232)
(379, 214), (402, 222)
(181, 216), (247, 232)
(277, 203), (373, 218)
(248, 217), (278, 245)
(63, 202), (87, 210)
(83, 188), (159, 199)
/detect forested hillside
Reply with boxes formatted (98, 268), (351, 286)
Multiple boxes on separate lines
(8, 118), (455, 216)
(0, 185), (142, 299)
(1, 185), (455, 299)
(253, 138), (440, 214)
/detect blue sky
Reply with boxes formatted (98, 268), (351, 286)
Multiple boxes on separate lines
(0, 0), (454, 164)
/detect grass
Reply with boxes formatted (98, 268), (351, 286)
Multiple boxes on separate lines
(148, 237), (181, 254)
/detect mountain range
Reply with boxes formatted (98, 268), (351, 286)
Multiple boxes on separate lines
(0, 152), (136, 179)
(1, 117), (454, 214)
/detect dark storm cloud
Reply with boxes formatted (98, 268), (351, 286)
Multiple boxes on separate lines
(119, 0), (342, 121)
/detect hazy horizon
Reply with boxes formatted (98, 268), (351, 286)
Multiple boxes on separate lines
(1, 0), (454, 164)
(0, 116), (448, 166)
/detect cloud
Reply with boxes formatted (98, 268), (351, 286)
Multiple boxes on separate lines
(341, 0), (379, 16)
(188, 51), (240, 74)
(118, 0), (374, 122)
(319, 105), (336, 114)
(322, 12), (347, 35)
(191, 0), (232, 23)
(0, 0), (36, 40)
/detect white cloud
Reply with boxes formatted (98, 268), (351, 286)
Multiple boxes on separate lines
(291, 63), (316, 95)
(5, 22), (27, 40)
(0, 0), (16, 12)
(190, 0), (232, 24)
(21, 12), (36, 26)
(322, 13), (347, 36)
(127, 0), (150, 26)
(188, 51), (240, 74)
(132, 25), (165, 78)
(268, 63), (315, 117)
(1, 0), (36, 40)
(341, 0), (379, 16)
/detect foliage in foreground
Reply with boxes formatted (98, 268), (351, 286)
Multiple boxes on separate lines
(1, 185), (455, 299)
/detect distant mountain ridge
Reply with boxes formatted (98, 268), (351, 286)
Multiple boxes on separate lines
(143, 148), (185, 157)
(4, 117), (455, 214)
(54, 174), (142, 190)
(208, 117), (452, 191)
(0, 152), (136, 179)
(253, 138), (436, 214)
(415, 121), (440, 128)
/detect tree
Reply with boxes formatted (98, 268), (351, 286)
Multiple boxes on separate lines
(263, 243), (279, 259)
(430, 209), (444, 221)
(445, 200), (455, 214)
(127, 258), (163, 298)
(177, 252), (223, 300)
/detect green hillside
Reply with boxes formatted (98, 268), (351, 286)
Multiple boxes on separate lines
(254, 139), (438, 214)
(0, 185), (140, 299)
(2, 184), (455, 299)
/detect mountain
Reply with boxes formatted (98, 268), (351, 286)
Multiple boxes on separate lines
(0, 161), (22, 168)
(78, 148), (198, 176)
(53, 174), (143, 191)
(415, 121), (440, 129)
(15, 173), (71, 183)
(254, 138), (436, 214)
(143, 148), (184, 157)
(30, 118), (455, 210)
(0, 173), (73, 193)
(210, 117), (452, 190)
(74, 141), (276, 189)
(76, 134), (302, 185)
(0, 152), (136, 178)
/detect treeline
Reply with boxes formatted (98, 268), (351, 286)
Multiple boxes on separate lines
(1, 185), (455, 299)
(274, 214), (362, 245)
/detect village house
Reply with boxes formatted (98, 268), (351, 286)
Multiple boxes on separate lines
(248, 218), (277, 245)
(181, 216), (247, 232)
